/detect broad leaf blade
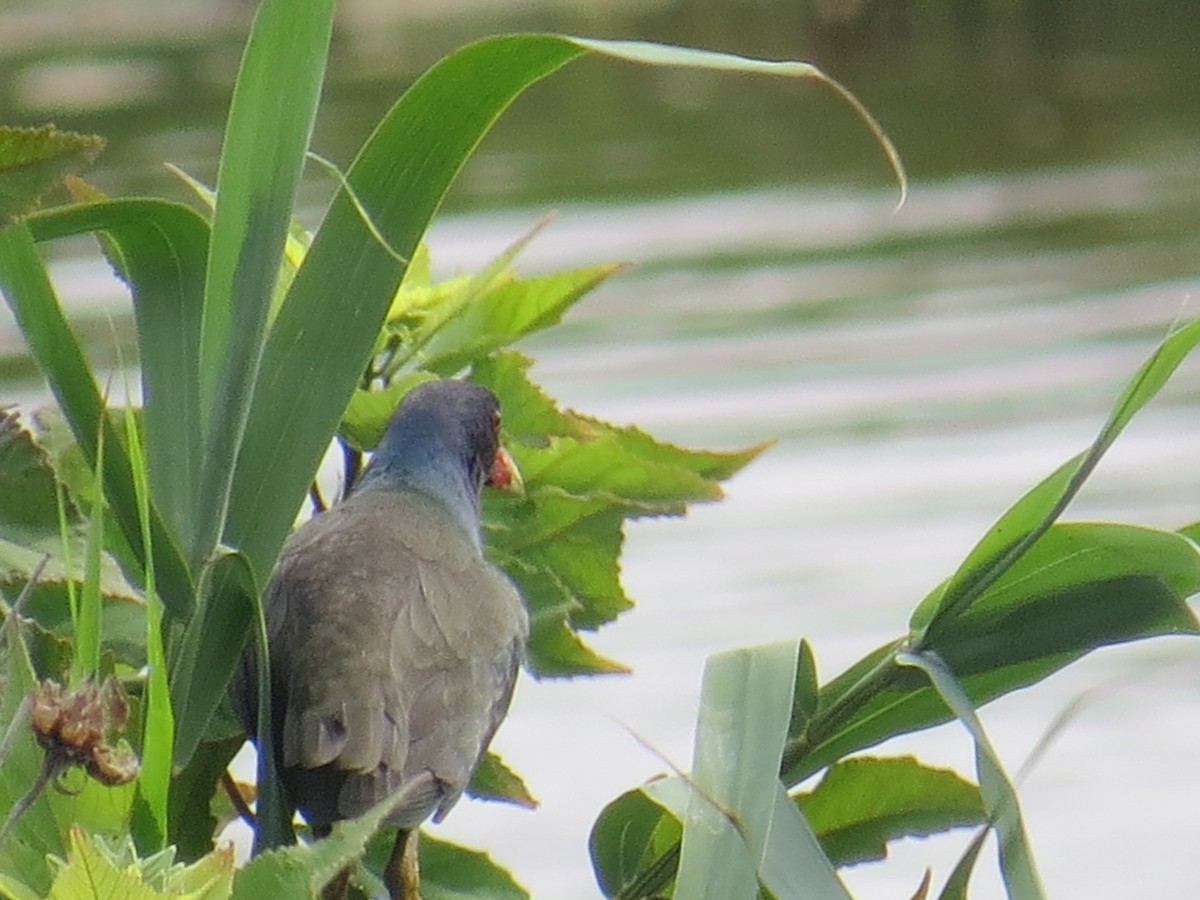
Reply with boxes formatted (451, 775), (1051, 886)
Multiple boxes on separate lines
(795, 756), (985, 867)
(589, 788), (681, 898)
(466, 751), (538, 809)
(917, 318), (1200, 637)
(670, 640), (849, 900)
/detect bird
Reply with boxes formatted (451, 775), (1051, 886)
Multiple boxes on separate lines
(231, 379), (528, 899)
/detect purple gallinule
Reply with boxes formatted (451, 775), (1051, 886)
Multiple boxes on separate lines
(233, 379), (527, 898)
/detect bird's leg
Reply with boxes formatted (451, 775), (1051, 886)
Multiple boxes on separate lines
(383, 827), (421, 900)
(320, 865), (352, 900)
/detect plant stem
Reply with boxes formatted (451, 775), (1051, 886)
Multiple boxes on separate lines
(779, 639), (904, 784)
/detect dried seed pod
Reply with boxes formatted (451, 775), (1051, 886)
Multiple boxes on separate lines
(25, 676), (140, 786)
(86, 742), (140, 787)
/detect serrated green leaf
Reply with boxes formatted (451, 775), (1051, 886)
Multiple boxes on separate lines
(0, 126), (105, 226)
(0, 408), (62, 535)
(582, 419), (772, 483)
(466, 751), (538, 809)
(45, 826), (161, 900)
(418, 833), (529, 900)
(339, 372), (436, 451)
(795, 756), (985, 867)
(384, 218), (546, 378)
(472, 352), (592, 447)
(421, 263), (624, 376)
(515, 433), (723, 510)
(358, 831), (528, 900)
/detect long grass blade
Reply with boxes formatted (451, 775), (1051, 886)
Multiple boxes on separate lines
(191, 0), (336, 572)
(897, 650), (1045, 900)
(123, 403), (172, 852)
(70, 417), (104, 684)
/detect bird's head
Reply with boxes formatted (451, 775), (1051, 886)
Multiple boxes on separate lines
(355, 380), (521, 530)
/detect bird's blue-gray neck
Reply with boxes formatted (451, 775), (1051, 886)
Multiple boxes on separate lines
(353, 414), (485, 546)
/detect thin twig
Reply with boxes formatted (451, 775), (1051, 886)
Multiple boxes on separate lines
(0, 750), (68, 845)
(222, 770), (257, 828)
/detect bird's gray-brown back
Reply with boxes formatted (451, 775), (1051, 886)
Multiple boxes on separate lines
(253, 486), (527, 829)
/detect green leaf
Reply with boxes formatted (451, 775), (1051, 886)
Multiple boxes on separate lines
(511, 433), (724, 509)
(473, 354), (760, 674)
(124, 403), (173, 853)
(936, 825), (989, 900)
(383, 216), (551, 378)
(69, 423), (104, 683)
(466, 751), (538, 809)
(417, 833), (528, 900)
(668, 640), (849, 900)
(45, 771), (137, 855)
(0, 589), (63, 893)
(916, 317), (1200, 639)
(167, 736), (243, 862)
(340, 372), (436, 452)
(583, 420), (771, 484)
(357, 830), (529, 900)
(789, 639), (819, 742)
(0, 223), (193, 618)
(472, 352), (593, 447)
(795, 756), (985, 867)
(589, 788), (681, 898)
(896, 651), (1045, 900)
(44, 827), (161, 900)
(785, 521), (1200, 787)
(419, 263), (625, 376)
(191, 0), (336, 571)
(0, 126), (104, 226)
(0, 409), (61, 536)
(27, 199), (209, 570)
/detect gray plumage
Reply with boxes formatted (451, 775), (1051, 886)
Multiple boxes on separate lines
(233, 380), (527, 834)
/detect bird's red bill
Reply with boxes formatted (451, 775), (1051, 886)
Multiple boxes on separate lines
(487, 446), (523, 494)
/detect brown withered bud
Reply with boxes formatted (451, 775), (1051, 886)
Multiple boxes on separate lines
(86, 742), (140, 787)
(26, 676), (139, 786)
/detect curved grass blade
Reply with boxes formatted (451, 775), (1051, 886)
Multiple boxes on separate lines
(896, 650), (1045, 900)
(0, 222), (192, 616)
(70, 421), (103, 684)
(26, 200), (208, 564)
(571, 38), (906, 206)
